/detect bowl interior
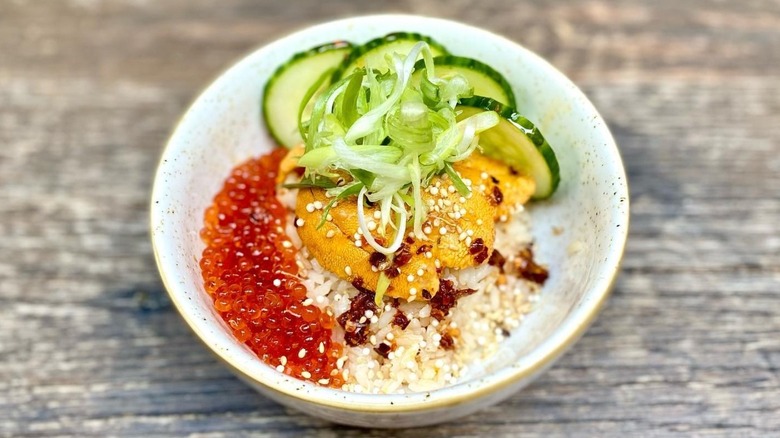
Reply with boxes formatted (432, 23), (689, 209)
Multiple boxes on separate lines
(151, 15), (628, 410)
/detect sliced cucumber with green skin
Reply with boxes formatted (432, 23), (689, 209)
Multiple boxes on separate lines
(411, 56), (516, 107)
(457, 96), (560, 199)
(263, 41), (353, 148)
(333, 32), (448, 79)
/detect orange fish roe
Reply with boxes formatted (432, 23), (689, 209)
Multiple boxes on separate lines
(199, 148), (343, 386)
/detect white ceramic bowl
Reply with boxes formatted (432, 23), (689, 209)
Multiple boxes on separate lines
(151, 14), (628, 428)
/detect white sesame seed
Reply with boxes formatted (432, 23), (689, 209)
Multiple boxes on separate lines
(365, 310), (374, 318)
(280, 356), (287, 366)
(345, 266), (352, 276)
(276, 365), (284, 372)
(465, 236), (472, 246)
(423, 226), (432, 234)
(318, 378), (330, 385)
(303, 298), (313, 306)
(326, 229), (335, 238)
(467, 229), (474, 236)
(409, 288), (417, 296)
(369, 335), (377, 345)
(272, 279), (281, 287)
(301, 371), (311, 379)
(326, 214), (333, 221)
(337, 357), (347, 369)
(386, 332), (395, 340)
(373, 210), (381, 219)
(416, 268), (424, 276)
(448, 185), (456, 193)
(500, 214), (508, 222)
(359, 316), (367, 324)
(459, 196), (466, 203)
(439, 227), (447, 235)
(370, 315), (378, 324)
(315, 295), (325, 303)
(430, 187), (439, 195)
(298, 348), (307, 358)
(367, 220), (377, 231)
(313, 201), (323, 209)
(295, 218), (305, 227)
(305, 203), (315, 213)
(476, 219), (484, 225)
(407, 274), (415, 282)
(354, 239), (362, 247)
(319, 342), (325, 353)
(425, 251), (432, 258)
(434, 259), (441, 268)
(282, 241), (292, 248)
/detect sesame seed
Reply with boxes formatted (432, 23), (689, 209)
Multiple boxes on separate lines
(282, 241), (292, 248)
(298, 348), (307, 358)
(319, 342), (325, 353)
(386, 332), (395, 340)
(423, 226), (432, 234)
(370, 315), (378, 324)
(409, 288), (417, 296)
(305, 203), (315, 213)
(313, 201), (323, 209)
(416, 268), (424, 276)
(367, 220), (377, 231)
(500, 214), (508, 222)
(302, 298), (313, 306)
(430, 187), (439, 195)
(439, 227), (447, 235)
(370, 335), (377, 345)
(326, 214), (333, 221)
(337, 357), (347, 369)
(301, 371), (311, 379)
(276, 365), (284, 372)
(280, 356), (287, 366)
(467, 229), (474, 236)
(345, 266), (352, 276)
(359, 316), (367, 324)
(373, 211), (382, 219)
(272, 279), (281, 287)
(295, 218), (305, 227)
(326, 229), (335, 238)
(434, 259), (441, 268)
(407, 274), (415, 282)
(476, 219), (484, 225)
(354, 239), (362, 247)
(318, 379), (330, 385)
(481, 172), (489, 180)
(365, 310), (374, 318)
(459, 196), (466, 203)
(448, 185), (456, 193)
(425, 251), (432, 258)
(465, 236), (472, 246)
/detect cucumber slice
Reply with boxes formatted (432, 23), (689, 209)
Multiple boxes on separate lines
(263, 41), (353, 148)
(333, 32), (448, 79)
(457, 96), (560, 199)
(412, 56), (516, 107)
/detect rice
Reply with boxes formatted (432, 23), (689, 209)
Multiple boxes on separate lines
(278, 186), (542, 393)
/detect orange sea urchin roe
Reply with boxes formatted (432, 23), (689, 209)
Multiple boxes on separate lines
(199, 148), (343, 386)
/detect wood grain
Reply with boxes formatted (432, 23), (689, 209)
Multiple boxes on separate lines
(1, 0), (779, 436)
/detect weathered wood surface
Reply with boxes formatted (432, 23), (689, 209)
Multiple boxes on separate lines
(1, 0), (779, 436)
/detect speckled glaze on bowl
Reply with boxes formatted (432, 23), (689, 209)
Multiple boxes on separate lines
(151, 14), (629, 428)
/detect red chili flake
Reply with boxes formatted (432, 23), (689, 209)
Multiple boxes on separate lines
(393, 243), (413, 267)
(489, 185), (504, 206)
(336, 286), (378, 346)
(488, 249), (507, 272)
(429, 279), (476, 321)
(374, 342), (392, 358)
(392, 309), (410, 330)
(514, 247), (549, 285)
(440, 333), (455, 350)
(368, 252), (389, 270)
(416, 244), (432, 255)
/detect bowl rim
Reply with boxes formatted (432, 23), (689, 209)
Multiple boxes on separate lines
(151, 13), (629, 413)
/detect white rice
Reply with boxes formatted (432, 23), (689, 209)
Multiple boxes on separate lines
(277, 186), (541, 393)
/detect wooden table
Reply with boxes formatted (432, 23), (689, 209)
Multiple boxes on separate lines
(2, 1), (778, 436)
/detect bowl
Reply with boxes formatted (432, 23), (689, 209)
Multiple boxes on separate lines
(151, 14), (629, 428)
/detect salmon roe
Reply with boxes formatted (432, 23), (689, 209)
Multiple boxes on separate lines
(199, 148), (343, 386)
